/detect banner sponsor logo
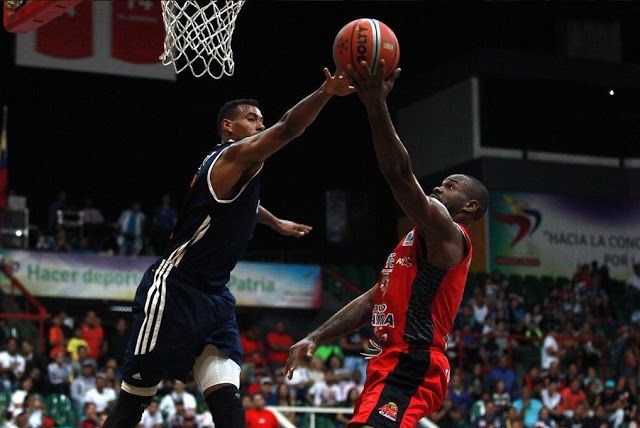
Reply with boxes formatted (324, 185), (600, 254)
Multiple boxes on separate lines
(0, 250), (322, 308)
(489, 192), (640, 280)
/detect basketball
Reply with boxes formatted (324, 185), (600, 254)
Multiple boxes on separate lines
(333, 18), (400, 79)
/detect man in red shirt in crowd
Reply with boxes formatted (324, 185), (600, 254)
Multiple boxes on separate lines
(266, 322), (294, 371)
(245, 393), (278, 428)
(82, 311), (104, 361)
(241, 326), (266, 367)
(559, 379), (587, 416)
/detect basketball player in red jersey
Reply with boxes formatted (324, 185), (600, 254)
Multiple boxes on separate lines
(285, 60), (488, 428)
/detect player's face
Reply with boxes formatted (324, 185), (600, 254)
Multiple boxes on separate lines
(229, 105), (265, 140)
(430, 175), (470, 215)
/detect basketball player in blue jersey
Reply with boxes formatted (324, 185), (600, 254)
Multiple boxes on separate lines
(103, 68), (354, 428)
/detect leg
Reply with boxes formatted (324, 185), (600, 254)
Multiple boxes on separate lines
(103, 384), (156, 428)
(194, 345), (244, 428)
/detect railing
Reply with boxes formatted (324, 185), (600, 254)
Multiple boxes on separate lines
(0, 263), (48, 352)
(268, 406), (438, 428)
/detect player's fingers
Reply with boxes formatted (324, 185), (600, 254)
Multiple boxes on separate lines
(323, 67), (333, 80)
(377, 59), (386, 79)
(361, 61), (373, 77)
(306, 342), (317, 358)
(388, 68), (401, 84)
(344, 64), (360, 85)
(298, 224), (313, 232)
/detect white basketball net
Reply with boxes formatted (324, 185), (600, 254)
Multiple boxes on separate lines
(160, 0), (245, 79)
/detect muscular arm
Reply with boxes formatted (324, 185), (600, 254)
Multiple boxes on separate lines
(307, 284), (376, 344)
(285, 284), (376, 378)
(347, 63), (464, 267)
(212, 69), (353, 200)
(257, 205), (312, 237)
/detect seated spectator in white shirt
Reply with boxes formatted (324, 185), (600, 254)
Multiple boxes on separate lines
(159, 380), (196, 420)
(138, 398), (163, 428)
(83, 372), (117, 414)
(0, 337), (26, 390)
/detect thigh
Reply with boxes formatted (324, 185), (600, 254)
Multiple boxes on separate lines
(192, 344), (241, 392)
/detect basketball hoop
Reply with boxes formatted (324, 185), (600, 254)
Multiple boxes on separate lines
(160, 0), (245, 79)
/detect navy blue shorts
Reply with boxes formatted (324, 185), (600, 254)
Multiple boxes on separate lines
(121, 259), (242, 389)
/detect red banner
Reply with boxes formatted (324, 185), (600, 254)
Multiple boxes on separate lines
(35, 1), (92, 59)
(112, 0), (165, 64)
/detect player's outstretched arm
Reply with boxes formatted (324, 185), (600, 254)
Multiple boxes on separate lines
(229, 68), (354, 165)
(285, 284), (377, 379)
(346, 61), (463, 267)
(257, 205), (312, 238)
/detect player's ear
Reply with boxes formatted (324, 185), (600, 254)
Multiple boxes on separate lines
(463, 199), (480, 215)
(221, 118), (234, 135)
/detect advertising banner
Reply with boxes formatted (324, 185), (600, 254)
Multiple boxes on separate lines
(0, 251), (322, 308)
(489, 192), (640, 280)
(16, 1), (174, 80)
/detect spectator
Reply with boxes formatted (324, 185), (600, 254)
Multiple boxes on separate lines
(105, 317), (129, 365)
(138, 398), (163, 428)
(241, 325), (266, 367)
(47, 350), (72, 394)
(487, 355), (517, 395)
(71, 345), (90, 378)
(117, 201), (146, 256)
(336, 387), (361, 428)
(78, 402), (100, 428)
(475, 401), (503, 428)
(270, 383), (296, 422)
(67, 325), (89, 362)
(245, 393), (278, 428)
(0, 337), (26, 391)
(313, 341), (344, 363)
(47, 312), (67, 360)
(541, 326), (560, 370)
(559, 378), (587, 417)
(339, 370), (363, 404)
(449, 372), (473, 413)
(541, 381), (562, 417)
(512, 387), (543, 428)
(626, 264), (640, 294)
(53, 229), (72, 252)
(20, 339), (46, 375)
(338, 326), (369, 384)
(71, 359), (97, 414)
(8, 376), (32, 419)
(492, 380), (512, 415)
(47, 191), (67, 232)
(158, 380), (196, 420)
(82, 198), (105, 225)
(473, 292), (490, 324)
(22, 393), (55, 428)
(83, 372), (116, 414)
(81, 311), (104, 362)
(534, 407), (556, 428)
(151, 194), (177, 254)
(265, 321), (294, 371)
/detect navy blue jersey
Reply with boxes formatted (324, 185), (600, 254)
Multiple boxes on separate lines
(163, 141), (261, 290)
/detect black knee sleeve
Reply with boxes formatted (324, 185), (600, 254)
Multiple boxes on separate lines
(103, 390), (152, 428)
(206, 385), (246, 428)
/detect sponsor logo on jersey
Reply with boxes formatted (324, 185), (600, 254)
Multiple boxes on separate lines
(384, 252), (396, 269)
(396, 256), (413, 267)
(402, 230), (414, 246)
(378, 402), (399, 422)
(372, 304), (394, 327)
(379, 274), (390, 295)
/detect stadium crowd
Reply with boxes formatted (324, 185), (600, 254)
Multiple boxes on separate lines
(0, 261), (639, 427)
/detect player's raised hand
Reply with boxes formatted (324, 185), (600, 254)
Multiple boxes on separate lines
(345, 59), (401, 105)
(285, 336), (318, 380)
(323, 67), (356, 97)
(275, 219), (312, 238)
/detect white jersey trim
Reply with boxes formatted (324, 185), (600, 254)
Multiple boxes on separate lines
(206, 145), (263, 204)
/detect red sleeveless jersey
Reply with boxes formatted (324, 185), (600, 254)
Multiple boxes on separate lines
(371, 225), (472, 351)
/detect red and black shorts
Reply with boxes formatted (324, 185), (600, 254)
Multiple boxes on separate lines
(348, 347), (449, 428)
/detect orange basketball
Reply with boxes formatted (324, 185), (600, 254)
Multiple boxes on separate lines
(333, 18), (400, 79)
